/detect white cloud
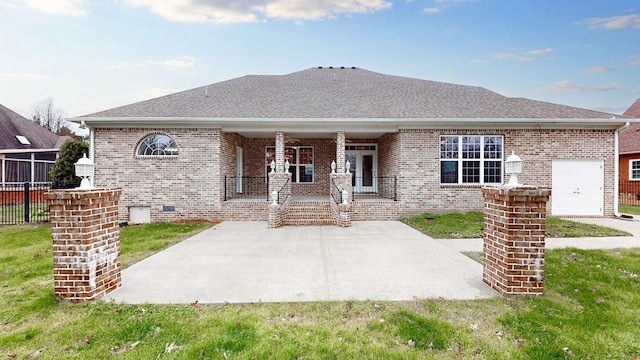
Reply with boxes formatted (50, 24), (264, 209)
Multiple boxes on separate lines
(148, 57), (196, 69)
(541, 80), (617, 93)
(423, 7), (440, 13)
(435, 0), (477, 3)
(24, 0), (87, 16)
(583, 14), (640, 30)
(629, 55), (640, 66)
(124, 0), (391, 23)
(0, 72), (52, 80)
(526, 48), (553, 55)
(586, 66), (615, 73)
(492, 53), (533, 62)
(109, 57), (196, 70)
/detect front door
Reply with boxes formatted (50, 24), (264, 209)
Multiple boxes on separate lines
(346, 149), (377, 193)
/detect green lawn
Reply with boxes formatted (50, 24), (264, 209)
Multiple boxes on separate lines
(403, 212), (631, 239)
(1, 223), (640, 359)
(619, 204), (640, 216)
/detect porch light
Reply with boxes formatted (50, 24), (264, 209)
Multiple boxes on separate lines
(74, 154), (94, 189)
(271, 190), (278, 205)
(342, 189), (348, 204)
(504, 151), (523, 186)
(284, 159), (290, 173)
(270, 160), (275, 173)
(345, 160), (351, 174)
(331, 160), (336, 174)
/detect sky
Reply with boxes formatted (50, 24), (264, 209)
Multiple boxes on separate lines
(0, 0), (639, 121)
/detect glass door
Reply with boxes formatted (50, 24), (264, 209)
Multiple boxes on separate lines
(346, 150), (377, 193)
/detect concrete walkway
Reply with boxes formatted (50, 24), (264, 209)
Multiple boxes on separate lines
(104, 217), (640, 305)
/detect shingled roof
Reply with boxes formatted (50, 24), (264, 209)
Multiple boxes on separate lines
(0, 103), (65, 151)
(619, 98), (640, 154)
(83, 67), (620, 119)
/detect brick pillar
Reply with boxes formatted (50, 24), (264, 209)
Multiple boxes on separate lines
(330, 173), (352, 227)
(46, 188), (122, 302)
(482, 186), (551, 296)
(275, 131), (285, 173)
(336, 131), (346, 173)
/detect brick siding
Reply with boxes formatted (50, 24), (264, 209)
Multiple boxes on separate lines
(94, 128), (615, 222)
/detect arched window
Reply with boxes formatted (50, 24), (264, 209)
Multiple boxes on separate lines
(136, 134), (179, 156)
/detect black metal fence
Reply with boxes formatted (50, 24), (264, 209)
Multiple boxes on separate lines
(224, 176), (268, 201)
(352, 176), (397, 200)
(619, 180), (640, 206)
(1, 182), (51, 225)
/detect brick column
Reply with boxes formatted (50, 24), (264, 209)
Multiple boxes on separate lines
(330, 173), (352, 227)
(275, 131), (285, 173)
(482, 186), (551, 296)
(336, 131), (346, 173)
(46, 188), (122, 302)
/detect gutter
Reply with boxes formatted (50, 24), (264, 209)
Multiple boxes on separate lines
(614, 122), (631, 218)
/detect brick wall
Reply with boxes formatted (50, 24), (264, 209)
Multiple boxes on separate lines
(482, 186), (550, 295)
(94, 128), (223, 222)
(46, 188), (122, 302)
(95, 127), (615, 222)
(395, 129), (615, 218)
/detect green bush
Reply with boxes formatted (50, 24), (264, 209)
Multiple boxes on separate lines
(49, 137), (89, 189)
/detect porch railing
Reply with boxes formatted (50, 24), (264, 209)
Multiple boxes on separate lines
(352, 176), (397, 201)
(277, 178), (291, 205)
(330, 178), (342, 205)
(1, 182), (51, 225)
(619, 180), (640, 206)
(224, 176), (268, 201)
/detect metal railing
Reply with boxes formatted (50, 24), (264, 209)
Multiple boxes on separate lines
(619, 180), (640, 206)
(277, 179), (291, 205)
(352, 176), (397, 201)
(331, 178), (342, 205)
(1, 182), (51, 225)
(224, 176), (268, 201)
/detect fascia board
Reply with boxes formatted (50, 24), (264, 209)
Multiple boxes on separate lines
(69, 116), (636, 131)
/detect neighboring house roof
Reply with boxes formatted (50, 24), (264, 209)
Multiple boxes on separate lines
(73, 67), (633, 133)
(619, 99), (640, 154)
(0, 103), (65, 151)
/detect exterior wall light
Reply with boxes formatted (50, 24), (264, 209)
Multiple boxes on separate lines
(270, 160), (276, 173)
(74, 154), (95, 189)
(284, 159), (290, 173)
(345, 160), (351, 174)
(504, 151), (523, 186)
(331, 160), (336, 174)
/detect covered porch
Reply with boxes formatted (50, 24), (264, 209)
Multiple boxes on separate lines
(220, 130), (400, 225)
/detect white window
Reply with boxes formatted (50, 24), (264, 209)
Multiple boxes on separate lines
(136, 134), (179, 157)
(439, 135), (503, 184)
(629, 160), (640, 180)
(265, 146), (314, 183)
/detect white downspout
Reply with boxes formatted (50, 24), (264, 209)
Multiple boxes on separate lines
(89, 126), (95, 187)
(614, 122), (630, 218)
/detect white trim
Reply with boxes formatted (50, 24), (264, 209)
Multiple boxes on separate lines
(70, 116), (636, 131)
(629, 159), (640, 180)
(265, 145), (315, 183)
(614, 122), (631, 217)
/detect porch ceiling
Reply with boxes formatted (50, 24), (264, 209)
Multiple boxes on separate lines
(234, 130), (388, 139)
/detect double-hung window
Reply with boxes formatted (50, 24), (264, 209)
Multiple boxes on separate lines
(440, 135), (503, 184)
(630, 160), (640, 180)
(265, 146), (314, 183)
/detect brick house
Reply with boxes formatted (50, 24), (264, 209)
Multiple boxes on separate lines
(71, 67), (635, 224)
(617, 98), (640, 205)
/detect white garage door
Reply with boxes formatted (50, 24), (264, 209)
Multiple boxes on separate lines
(552, 160), (603, 216)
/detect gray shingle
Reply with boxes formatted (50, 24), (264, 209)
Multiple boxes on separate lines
(84, 67), (621, 119)
(0, 103), (62, 150)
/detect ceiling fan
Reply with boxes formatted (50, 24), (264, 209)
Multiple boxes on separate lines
(284, 133), (301, 145)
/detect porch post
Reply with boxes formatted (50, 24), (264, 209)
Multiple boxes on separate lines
(336, 131), (346, 173)
(275, 131), (285, 174)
